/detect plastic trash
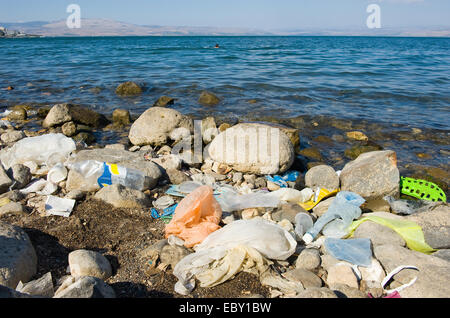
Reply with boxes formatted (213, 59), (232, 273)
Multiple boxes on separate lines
(151, 203), (178, 224)
(345, 215), (436, 254)
(384, 195), (432, 215)
(400, 176), (446, 202)
(299, 188), (339, 211)
(324, 238), (373, 267)
(266, 171), (300, 188)
(303, 191), (365, 244)
(269, 188), (313, 203)
(20, 179), (58, 195)
(153, 196), (175, 210)
(47, 163), (68, 184)
(195, 218), (297, 260)
(174, 245), (269, 295)
(0, 133), (76, 170)
(215, 188), (279, 212)
(165, 186), (222, 248)
(177, 181), (204, 194)
(45, 195), (76, 217)
(294, 213), (314, 239)
(172, 218), (297, 295)
(68, 160), (150, 191)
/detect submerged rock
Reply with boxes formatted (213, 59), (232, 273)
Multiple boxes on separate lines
(198, 91), (220, 106)
(154, 96), (176, 107)
(115, 81), (142, 96)
(112, 109), (131, 126)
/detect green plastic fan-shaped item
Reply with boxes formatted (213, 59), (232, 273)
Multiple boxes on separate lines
(400, 176), (446, 203)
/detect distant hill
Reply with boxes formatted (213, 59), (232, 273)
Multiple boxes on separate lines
(0, 19), (273, 36)
(1, 19), (449, 37)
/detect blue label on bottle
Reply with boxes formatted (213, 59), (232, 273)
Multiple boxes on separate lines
(97, 162), (112, 188)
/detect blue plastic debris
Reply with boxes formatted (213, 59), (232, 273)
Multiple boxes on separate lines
(151, 203), (178, 220)
(266, 171), (300, 188)
(324, 237), (373, 267)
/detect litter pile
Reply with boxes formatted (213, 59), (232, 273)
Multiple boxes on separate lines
(0, 104), (448, 299)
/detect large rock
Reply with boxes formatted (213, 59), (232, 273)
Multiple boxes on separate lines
(94, 184), (150, 209)
(115, 81), (142, 96)
(373, 244), (450, 298)
(128, 107), (193, 146)
(69, 250), (112, 280)
(207, 123), (295, 175)
(66, 148), (162, 191)
(43, 103), (108, 128)
(0, 222), (37, 288)
(405, 203), (450, 249)
(53, 276), (115, 298)
(305, 165), (340, 191)
(340, 150), (400, 200)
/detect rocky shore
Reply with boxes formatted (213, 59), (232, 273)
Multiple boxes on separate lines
(0, 83), (449, 298)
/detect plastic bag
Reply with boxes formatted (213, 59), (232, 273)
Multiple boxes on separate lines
(0, 133), (76, 170)
(303, 191), (365, 243)
(165, 186), (222, 248)
(195, 218), (297, 260)
(269, 188), (313, 203)
(324, 238), (373, 267)
(215, 188), (279, 212)
(299, 188), (339, 211)
(345, 215), (436, 254)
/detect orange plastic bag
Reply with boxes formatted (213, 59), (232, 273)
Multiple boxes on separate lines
(165, 185), (222, 248)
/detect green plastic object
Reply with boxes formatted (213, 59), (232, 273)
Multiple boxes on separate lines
(400, 176), (446, 203)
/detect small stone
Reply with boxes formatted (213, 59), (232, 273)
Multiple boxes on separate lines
(0, 202), (27, 216)
(232, 172), (243, 183)
(64, 190), (86, 201)
(218, 123), (231, 132)
(9, 164), (31, 190)
(296, 248), (321, 271)
(61, 121), (77, 137)
(326, 263), (359, 289)
(305, 165), (340, 191)
(312, 197), (335, 218)
(267, 180), (280, 191)
(241, 208), (260, 220)
(254, 177), (267, 188)
(7, 109), (27, 121)
(159, 244), (190, 269)
(243, 174), (256, 185)
(283, 268), (323, 288)
(272, 203), (307, 223)
(105, 144), (126, 151)
(1, 130), (26, 144)
(166, 169), (191, 185)
(363, 198), (391, 212)
(346, 131), (368, 141)
(69, 249), (112, 280)
(0, 164), (13, 194)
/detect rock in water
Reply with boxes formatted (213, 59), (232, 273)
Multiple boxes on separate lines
(153, 96), (175, 107)
(0, 222), (37, 288)
(128, 107), (193, 146)
(339, 150), (400, 200)
(43, 103), (108, 128)
(207, 123), (295, 175)
(115, 81), (142, 96)
(112, 109), (131, 126)
(198, 91), (220, 106)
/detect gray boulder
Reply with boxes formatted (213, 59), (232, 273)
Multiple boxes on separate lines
(340, 150), (400, 200)
(94, 184), (150, 209)
(207, 123), (295, 175)
(128, 107), (193, 146)
(43, 103), (108, 128)
(0, 222), (37, 289)
(305, 165), (340, 191)
(69, 249), (112, 280)
(373, 244), (450, 298)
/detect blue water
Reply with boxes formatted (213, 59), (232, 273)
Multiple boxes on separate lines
(0, 36), (449, 130)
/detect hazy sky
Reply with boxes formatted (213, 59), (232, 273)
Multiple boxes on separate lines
(1, 0), (449, 30)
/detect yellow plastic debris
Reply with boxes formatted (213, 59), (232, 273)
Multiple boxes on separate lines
(0, 197), (11, 207)
(345, 215), (436, 254)
(299, 188), (339, 211)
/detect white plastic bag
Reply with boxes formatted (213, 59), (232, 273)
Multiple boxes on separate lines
(215, 189), (279, 212)
(0, 133), (76, 170)
(269, 188), (313, 203)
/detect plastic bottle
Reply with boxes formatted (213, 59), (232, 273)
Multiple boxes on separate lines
(68, 160), (150, 191)
(302, 191), (365, 244)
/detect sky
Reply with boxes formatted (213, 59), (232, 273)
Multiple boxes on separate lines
(1, 0), (449, 30)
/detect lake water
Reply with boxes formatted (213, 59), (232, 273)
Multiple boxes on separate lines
(1, 36), (449, 130)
